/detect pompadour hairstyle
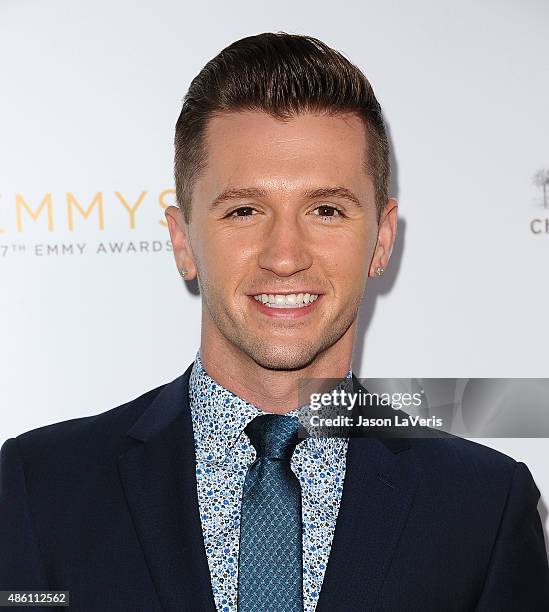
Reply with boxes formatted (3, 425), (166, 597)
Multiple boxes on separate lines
(174, 32), (390, 223)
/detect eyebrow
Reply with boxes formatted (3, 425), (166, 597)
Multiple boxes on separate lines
(208, 186), (362, 210)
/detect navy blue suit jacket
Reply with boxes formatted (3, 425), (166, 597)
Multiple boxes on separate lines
(1, 362), (549, 611)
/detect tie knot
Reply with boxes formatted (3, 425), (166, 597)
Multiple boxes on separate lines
(244, 414), (301, 460)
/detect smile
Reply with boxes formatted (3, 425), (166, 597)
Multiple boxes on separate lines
(253, 293), (319, 309)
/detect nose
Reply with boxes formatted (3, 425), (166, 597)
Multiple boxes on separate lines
(257, 212), (313, 277)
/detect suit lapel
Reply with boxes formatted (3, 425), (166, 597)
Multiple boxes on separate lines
(117, 363), (216, 612)
(316, 376), (422, 611)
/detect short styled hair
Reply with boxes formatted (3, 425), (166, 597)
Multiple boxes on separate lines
(174, 32), (390, 223)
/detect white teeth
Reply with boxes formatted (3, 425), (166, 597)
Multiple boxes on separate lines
(253, 293), (319, 308)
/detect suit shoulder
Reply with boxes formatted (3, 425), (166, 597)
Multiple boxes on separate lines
(427, 432), (516, 466)
(412, 432), (519, 490)
(11, 382), (168, 462)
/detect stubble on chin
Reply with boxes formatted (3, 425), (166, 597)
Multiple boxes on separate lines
(209, 294), (361, 372)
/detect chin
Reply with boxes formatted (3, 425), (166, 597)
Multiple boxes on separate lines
(218, 307), (358, 371)
(242, 340), (325, 372)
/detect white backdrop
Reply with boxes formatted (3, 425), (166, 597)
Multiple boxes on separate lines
(1, 0), (548, 544)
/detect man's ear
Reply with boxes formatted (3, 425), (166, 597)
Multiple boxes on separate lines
(368, 198), (398, 277)
(165, 205), (198, 280)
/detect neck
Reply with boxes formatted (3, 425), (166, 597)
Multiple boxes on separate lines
(199, 321), (355, 415)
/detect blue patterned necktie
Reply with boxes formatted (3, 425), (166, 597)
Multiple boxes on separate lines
(237, 414), (303, 612)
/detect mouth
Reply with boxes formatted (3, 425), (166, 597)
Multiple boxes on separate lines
(247, 292), (324, 318)
(251, 292), (320, 309)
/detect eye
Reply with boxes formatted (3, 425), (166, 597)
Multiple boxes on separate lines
(312, 204), (344, 221)
(226, 206), (257, 219)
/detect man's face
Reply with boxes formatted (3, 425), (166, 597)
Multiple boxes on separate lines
(167, 110), (395, 371)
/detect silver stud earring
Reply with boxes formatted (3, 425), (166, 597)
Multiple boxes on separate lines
(179, 268), (187, 278)
(375, 265), (384, 277)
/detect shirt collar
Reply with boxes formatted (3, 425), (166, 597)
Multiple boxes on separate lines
(188, 349), (352, 464)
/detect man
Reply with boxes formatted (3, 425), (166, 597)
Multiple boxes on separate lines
(1, 32), (548, 612)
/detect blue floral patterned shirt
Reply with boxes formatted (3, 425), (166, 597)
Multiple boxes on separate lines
(188, 350), (351, 612)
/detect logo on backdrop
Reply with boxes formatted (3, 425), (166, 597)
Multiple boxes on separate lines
(530, 167), (549, 235)
(0, 188), (175, 258)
